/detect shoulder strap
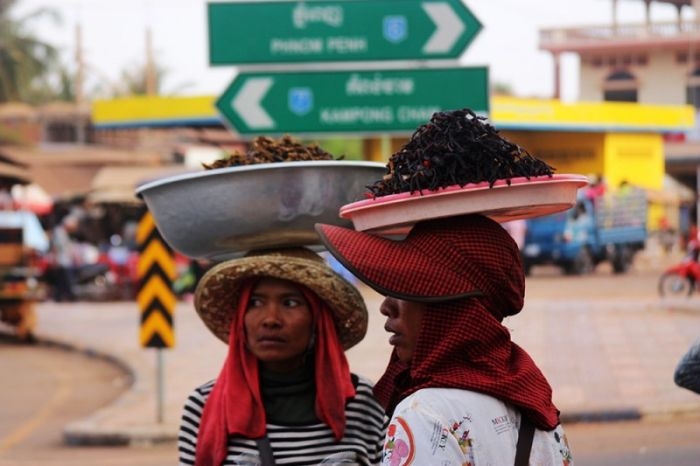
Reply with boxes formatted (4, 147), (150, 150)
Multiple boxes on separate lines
(255, 436), (276, 466)
(514, 416), (535, 466)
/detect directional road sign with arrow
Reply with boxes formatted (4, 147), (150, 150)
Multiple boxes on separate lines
(208, 0), (482, 65)
(216, 67), (489, 135)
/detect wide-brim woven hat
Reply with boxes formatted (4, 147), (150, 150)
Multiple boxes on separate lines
(194, 247), (368, 350)
(315, 214), (525, 315)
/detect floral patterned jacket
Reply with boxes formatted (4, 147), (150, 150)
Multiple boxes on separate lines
(382, 388), (573, 466)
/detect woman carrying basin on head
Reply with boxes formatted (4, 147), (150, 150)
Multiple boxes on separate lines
(177, 247), (387, 466)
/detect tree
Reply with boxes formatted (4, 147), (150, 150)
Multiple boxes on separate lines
(92, 60), (193, 99)
(106, 61), (167, 97)
(89, 27), (193, 99)
(0, 0), (60, 103)
(491, 81), (514, 96)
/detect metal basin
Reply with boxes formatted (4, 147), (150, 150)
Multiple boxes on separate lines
(135, 161), (386, 261)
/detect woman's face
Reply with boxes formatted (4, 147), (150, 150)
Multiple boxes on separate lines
(244, 278), (314, 373)
(380, 297), (426, 364)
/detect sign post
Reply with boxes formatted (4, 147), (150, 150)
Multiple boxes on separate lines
(216, 66), (489, 136)
(208, 0), (482, 65)
(136, 210), (177, 423)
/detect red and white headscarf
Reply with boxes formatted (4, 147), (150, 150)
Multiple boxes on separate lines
(195, 280), (356, 466)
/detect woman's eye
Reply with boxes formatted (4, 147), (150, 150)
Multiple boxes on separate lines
(248, 297), (264, 308)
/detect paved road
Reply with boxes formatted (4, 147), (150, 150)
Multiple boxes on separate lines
(1, 247), (699, 465)
(2, 333), (699, 466)
(0, 335), (156, 465)
(521, 263), (700, 422)
(565, 417), (700, 466)
(29, 254), (700, 434)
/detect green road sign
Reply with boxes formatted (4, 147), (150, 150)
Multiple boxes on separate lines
(216, 67), (488, 135)
(208, 0), (482, 65)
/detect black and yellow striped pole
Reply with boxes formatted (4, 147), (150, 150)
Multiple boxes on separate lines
(137, 211), (177, 347)
(136, 210), (177, 422)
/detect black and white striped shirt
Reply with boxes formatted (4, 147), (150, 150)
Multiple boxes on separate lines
(178, 376), (387, 465)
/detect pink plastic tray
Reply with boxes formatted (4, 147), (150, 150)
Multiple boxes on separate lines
(339, 174), (589, 236)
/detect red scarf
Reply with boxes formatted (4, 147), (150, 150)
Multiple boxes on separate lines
(373, 297), (560, 431)
(195, 282), (356, 466)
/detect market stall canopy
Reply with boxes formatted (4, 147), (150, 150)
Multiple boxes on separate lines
(0, 161), (31, 185)
(0, 144), (166, 200)
(30, 163), (98, 200)
(88, 165), (195, 205)
(0, 102), (37, 120)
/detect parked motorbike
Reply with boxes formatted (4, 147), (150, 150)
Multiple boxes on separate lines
(71, 262), (120, 301)
(658, 243), (700, 298)
(40, 250), (138, 302)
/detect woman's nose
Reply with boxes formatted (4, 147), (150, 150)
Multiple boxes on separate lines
(260, 306), (282, 326)
(379, 297), (398, 317)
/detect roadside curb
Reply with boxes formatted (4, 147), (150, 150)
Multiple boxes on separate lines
(26, 333), (177, 447)
(560, 403), (700, 425)
(640, 403), (700, 422)
(33, 336), (135, 387)
(560, 409), (641, 424)
(63, 421), (177, 447)
(21, 330), (700, 446)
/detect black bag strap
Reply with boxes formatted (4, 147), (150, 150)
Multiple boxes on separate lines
(255, 435), (276, 466)
(514, 416), (535, 466)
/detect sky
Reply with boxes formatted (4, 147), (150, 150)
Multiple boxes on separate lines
(14, 0), (694, 102)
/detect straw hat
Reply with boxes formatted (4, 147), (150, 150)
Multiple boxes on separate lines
(194, 247), (368, 350)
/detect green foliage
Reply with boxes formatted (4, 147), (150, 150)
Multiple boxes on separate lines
(0, 123), (28, 145)
(0, 0), (62, 103)
(491, 81), (514, 96)
(91, 59), (194, 98)
(312, 137), (364, 161)
(1, 2), (193, 103)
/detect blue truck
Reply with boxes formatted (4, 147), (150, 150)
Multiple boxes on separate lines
(522, 188), (648, 275)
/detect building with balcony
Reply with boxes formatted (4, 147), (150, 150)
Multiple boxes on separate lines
(539, 0), (700, 192)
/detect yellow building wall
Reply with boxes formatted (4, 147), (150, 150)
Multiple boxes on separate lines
(500, 131), (605, 178)
(503, 129), (668, 230)
(92, 95), (217, 126)
(603, 132), (667, 230)
(602, 133), (664, 191)
(91, 94), (692, 232)
(491, 96), (693, 232)
(491, 96), (695, 133)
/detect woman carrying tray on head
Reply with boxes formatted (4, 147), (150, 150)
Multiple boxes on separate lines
(177, 247), (387, 466)
(316, 109), (575, 465)
(317, 216), (573, 466)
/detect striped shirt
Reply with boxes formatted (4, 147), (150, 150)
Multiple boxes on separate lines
(178, 376), (387, 465)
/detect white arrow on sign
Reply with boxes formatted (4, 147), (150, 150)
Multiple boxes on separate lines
(231, 77), (275, 129)
(421, 2), (466, 54)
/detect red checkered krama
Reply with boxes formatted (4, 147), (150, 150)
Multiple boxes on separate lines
(316, 214), (560, 430)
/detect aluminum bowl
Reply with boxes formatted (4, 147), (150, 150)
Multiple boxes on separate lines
(135, 161), (386, 261)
